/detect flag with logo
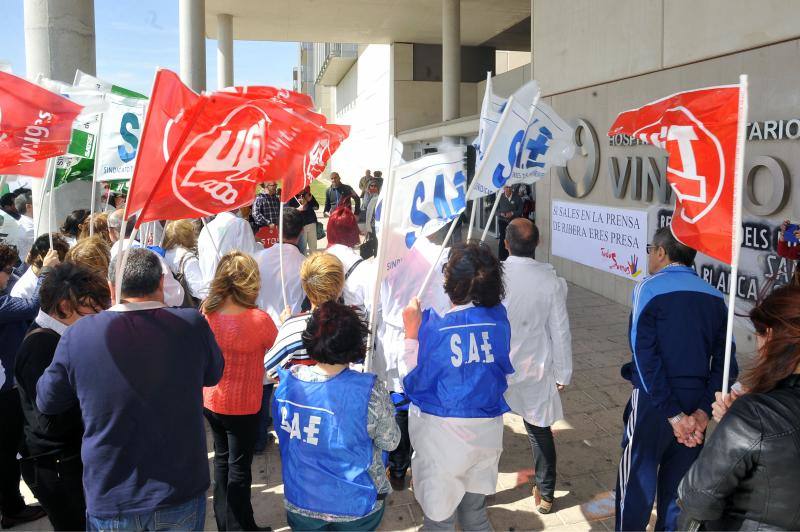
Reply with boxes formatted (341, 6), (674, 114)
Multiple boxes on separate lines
(608, 84), (746, 264)
(374, 148), (467, 322)
(74, 70), (147, 100)
(508, 100), (576, 184)
(0, 71), (83, 171)
(126, 69), (350, 226)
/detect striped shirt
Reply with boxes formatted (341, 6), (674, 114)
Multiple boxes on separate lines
(264, 314), (312, 379)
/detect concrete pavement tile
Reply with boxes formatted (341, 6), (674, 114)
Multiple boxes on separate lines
(378, 503), (417, 531)
(560, 390), (606, 414)
(591, 470), (619, 492)
(583, 384), (634, 409)
(552, 414), (609, 443)
(557, 440), (617, 479)
(488, 484), (563, 529)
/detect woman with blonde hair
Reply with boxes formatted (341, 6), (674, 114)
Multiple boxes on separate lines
(202, 251), (277, 531)
(163, 219), (204, 303)
(65, 236), (110, 278)
(78, 212), (111, 244)
(255, 253), (346, 453)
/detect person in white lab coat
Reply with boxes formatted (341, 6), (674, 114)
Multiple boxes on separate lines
(197, 210), (258, 288)
(324, 205), (374, 315)
(13, 193), (34, 261)
(255, 207), (305, 325)
(401, 242), (513, 531)
(502, 218), (572, 514)
(107, 209), (186, 307)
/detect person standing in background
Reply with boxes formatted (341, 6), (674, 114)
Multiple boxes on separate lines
(324, 173), (360, 217)
(251, 182), (282, 232)
(495, 186), (522, 261)
(358, 169), (372, 198)
(287, 187), (319, 254)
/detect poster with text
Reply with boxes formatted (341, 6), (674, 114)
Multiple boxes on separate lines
(551, 199), (648, 281)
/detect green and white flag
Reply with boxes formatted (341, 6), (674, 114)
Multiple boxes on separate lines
(74, 71), (148, 182)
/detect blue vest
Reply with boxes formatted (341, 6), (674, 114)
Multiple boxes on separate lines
(272, 368), (377, 518)
(403, 305), (513, 418)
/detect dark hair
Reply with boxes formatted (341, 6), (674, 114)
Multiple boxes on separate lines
(62, 209), (89, 238)
(744, 285), (800, 393)
(14, 193), (31, 213)
(108, 247), (162, 298)
(40, 262), (110, 319)
(282, 207), (304, 240)
(373, 171), (382, 178)
(652, 226), (696, 266)
(0, 243), (18, 269)
(302, 301), (368, 364)
(505, 219), (539, 258)
(28, 234), (70, 267)
(443, 242), (505, 307)
(326, 206), (360, 247)
(0, 193), (15, 209)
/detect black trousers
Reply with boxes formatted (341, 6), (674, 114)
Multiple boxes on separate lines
(498, 220), (510, 261)
(524, 421), (557, 501)
(0, 389), (25, 516)
(204, 409), (260, 531)
(387, 408), (411, 477)
(19, 452), (85, 530)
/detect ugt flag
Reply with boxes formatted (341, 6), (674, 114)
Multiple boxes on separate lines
(0, 71), (83, 171)
(608, 84), (746, 264)
(374, 148), (467, 322)
(126, 69), (349, 225)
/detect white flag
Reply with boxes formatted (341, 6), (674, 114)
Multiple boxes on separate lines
(467, 80), (540, 199)
(96, 93), (147, 181)
(473, 72), (506, 163)
(375, 148), (467, 322)
(508, 101), (576, 185)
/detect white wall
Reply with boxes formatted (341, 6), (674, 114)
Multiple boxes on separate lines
(329, 44), (394, 188)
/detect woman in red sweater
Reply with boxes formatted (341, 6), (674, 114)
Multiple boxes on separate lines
(202, 251), (277, 531)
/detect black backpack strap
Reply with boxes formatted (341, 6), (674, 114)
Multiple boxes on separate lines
(345, 258), (365, 280)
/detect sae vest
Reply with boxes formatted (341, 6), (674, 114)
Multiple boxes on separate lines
(272, 368), (377, 517)
(404, 305), (513, 418)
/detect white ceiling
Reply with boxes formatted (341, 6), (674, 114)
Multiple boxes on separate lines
(205, 0), (531, 46)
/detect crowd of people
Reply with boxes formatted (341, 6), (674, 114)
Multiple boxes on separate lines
(0, 172), (798, 532)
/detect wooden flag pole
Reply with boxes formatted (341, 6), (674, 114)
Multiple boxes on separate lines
(416, 96), (516, 299)
(721, 74), (749, 397)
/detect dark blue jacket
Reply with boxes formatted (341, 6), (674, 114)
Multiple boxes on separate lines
(0, 276), (41, 392)
(625, 265), (737, 418)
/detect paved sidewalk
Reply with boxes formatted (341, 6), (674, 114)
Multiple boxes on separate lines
(22, 283), (633, 531)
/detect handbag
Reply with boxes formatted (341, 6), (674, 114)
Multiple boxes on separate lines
(316, 221), (326, 240)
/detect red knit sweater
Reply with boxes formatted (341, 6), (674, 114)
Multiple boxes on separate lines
(204, 308), (278, 415)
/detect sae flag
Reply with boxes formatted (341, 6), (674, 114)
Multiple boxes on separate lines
(375, 148), (467, 322)
(468, 79), (576, 199)
(473, 73), (506, 163)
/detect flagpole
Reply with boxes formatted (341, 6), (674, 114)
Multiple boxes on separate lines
(35, 158), (55, 239)
(278, 202), (288, 312)
(480, 192), (502, 242)
(722, 74), (748, 397)
(201, 217), (221, 259)
(47, 161), (56, 248)
(365, 167), (397, 371)
(113, 225), (140, 304)
(416, 96), (516, 299)
(89, 97), (105, 236)
(466, 199), (478, 240)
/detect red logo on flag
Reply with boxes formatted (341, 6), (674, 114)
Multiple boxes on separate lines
(609, 86), (743, 264)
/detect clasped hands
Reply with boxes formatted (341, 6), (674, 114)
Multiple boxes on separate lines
(669, 410), (709, 448)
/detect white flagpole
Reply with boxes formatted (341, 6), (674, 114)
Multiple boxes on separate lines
(0, 176), (6, 192)
(416, 96), (517, 299)
(89, 99), (105, 236)
(114, 225), (140, 304)
(365, 168), (397, 371)
(480, 90), (541, 243)
(722, 74), (748, 397)
(47, 161), (56, 248)
(201, 217), (221, 259)
(278, 202), (288, 310)
(466, 199), (478, 240)
(35, 158), (56, 239)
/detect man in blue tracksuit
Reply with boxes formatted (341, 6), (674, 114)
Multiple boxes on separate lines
(615, 227), (738, 531)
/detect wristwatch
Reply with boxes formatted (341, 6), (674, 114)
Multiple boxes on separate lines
(668, 413), (685, 425)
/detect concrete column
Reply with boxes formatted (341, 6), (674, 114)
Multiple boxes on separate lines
(179, 0), (206, 92)
(216, 13), (233, 88)
(24, 0), (96, 236)
(442, 0), (461, 122)
(24, 0), (96, 83)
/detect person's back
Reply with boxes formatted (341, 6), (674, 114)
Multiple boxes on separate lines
(198, 211), (257, 284)
(255, 208), (306, 322)
(36, 248), (224, 523)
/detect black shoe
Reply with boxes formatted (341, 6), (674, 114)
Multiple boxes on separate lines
(1, 505), (47, 529)
(388, 471), (407, 491)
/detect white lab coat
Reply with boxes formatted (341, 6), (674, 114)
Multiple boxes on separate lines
(110, 239), (186, 307)
(255, 243), (305, 324)
(0, 210), (25, 261)
(502, 256), (572, 427)
(325, 244), (374, 313)
(400, 304), (506, 522)
(197, 212), (258, 285)
(16, 215), (35, 259)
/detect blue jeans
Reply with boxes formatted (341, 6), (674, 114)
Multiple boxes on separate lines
(86, 495), (205, 531)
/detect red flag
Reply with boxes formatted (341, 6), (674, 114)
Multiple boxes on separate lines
(608, 85), (745, 264)
(0, 71), (83, 170)
(127, 70), (349, 225)
(0, 158), (47, 178)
